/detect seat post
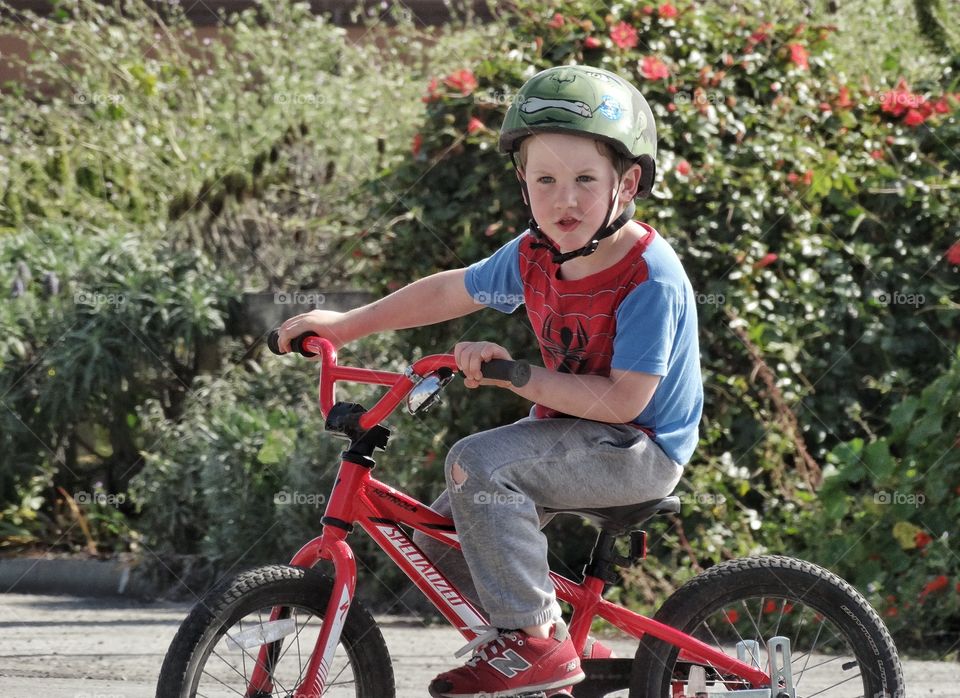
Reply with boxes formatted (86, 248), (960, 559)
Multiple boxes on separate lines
(583, 528), (648, 587)
(584, 530), (622, 586)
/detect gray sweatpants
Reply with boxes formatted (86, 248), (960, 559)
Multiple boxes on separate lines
(412, 417), (683, 630)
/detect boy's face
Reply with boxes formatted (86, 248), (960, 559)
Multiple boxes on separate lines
(520, 132), (639, 252)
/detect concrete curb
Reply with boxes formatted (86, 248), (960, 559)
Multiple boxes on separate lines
(0, 557), (155, 598)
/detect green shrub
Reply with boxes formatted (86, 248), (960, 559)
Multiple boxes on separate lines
(801, 347), (960, 654)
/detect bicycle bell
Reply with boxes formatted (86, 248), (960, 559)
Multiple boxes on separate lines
(406, 367), (454, 415)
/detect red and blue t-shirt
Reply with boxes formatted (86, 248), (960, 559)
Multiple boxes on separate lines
(464, 224), (703, 465)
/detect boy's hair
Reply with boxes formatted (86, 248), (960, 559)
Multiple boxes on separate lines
(516, 136), (636, 178)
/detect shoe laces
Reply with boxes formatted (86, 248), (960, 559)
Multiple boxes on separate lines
(454, 625), (522, 665)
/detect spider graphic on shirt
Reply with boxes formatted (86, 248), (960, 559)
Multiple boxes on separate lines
(540, 315), (590, 374)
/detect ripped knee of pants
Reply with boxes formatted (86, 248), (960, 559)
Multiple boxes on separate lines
(449, 460), (469, 494)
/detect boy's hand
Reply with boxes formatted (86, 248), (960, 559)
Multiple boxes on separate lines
(454, 341), (514, 389)
(277, 310), (347, 355)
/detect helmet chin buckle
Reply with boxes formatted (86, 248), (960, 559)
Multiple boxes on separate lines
(530, 200), (637, 266)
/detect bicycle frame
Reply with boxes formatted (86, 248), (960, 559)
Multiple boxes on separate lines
(248, 336), (771, 697)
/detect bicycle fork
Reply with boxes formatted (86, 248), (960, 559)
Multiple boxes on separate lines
(246, 535), (356, 698)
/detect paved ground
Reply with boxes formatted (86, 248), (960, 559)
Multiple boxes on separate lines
(0, 593), (956, 697)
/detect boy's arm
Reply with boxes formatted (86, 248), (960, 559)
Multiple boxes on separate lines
(512, 367), (659, 423)
(278, 269), (480, 351)
(456, 341), (659, 423)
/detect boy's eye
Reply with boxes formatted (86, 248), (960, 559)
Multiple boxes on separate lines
(537, 176), (555, 184)
(577, 175), (595, 183)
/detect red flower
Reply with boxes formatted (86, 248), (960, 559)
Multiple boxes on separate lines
(548, 12), (565, 29)
(641, 55), (670, 80)
(881, 79), (923, 118)
(836, 86), (853, 109)
(819, 102), (832, 112)
(422, 77), (441, 103)
(763, 600), (778, 614)
(676, 160), (691, 176)
(803, 169), (814, 186)
(754, 252), (778, 269)
(667, 102), (677, 112)
(642, 5), (655, 15)
(903, 108), (926, 127)
(584, 36), (602, 49)
(724, 609), (739, 623)
(920, 575), (949, 598)
(884, 606), (899, 618)
(870, 149), (884, 161)
(933, 97), (951, 114)
(658, 3), (678, 18)
(788, 43), (809, 70)
(411, 133), (423, 157)
(444, 69), (478, 96)
(610, 21), (639, 50)
(945, 241), (960, 265)
(466, 117), (485, 135)
(747, 22), (773, 48)
(915, 531), (933, 549)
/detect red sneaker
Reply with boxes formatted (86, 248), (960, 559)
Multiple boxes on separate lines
(428, 621), (585, 698)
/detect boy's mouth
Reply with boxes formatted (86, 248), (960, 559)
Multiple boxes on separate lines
(555, 216), (580, 232)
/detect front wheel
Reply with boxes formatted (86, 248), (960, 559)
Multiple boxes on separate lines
(157, 564), (396, 697)
(632, 555), (904, 697)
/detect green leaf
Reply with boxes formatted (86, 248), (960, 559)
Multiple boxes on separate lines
(257, 428), (295, 465)
(891, 520), (921, 550)
(863, 440), (897, 480)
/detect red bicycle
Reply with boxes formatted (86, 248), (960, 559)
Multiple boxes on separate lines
(157, 333), (904, 698)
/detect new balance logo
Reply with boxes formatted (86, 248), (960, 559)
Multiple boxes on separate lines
(488, 649), (532, 677)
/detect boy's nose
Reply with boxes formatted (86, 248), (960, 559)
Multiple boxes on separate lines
(556, 185), (577, 209)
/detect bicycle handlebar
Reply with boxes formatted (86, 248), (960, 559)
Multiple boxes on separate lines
(266, 330), (531, 427)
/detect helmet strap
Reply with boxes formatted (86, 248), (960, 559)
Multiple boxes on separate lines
(512, 156), (636, 266)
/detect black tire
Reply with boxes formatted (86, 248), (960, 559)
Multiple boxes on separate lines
(157, 564), (395, 697)
(632, 555), (904, 698)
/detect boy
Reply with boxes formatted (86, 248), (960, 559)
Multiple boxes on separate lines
(278, 65), (703, 698)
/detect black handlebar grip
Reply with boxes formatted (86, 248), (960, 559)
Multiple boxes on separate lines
(266, 329), (319, 357)
(481, 359), (532, 388)
(267, 329), (282, 355)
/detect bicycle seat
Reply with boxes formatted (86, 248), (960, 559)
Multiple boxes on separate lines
(544, 496), (680, 534)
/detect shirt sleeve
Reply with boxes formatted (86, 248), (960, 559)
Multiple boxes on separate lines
(611, 280), (680, 377)
(463, 233), (526, 313)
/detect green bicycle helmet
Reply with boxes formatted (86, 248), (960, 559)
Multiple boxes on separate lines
(499, 65), (658, 265)
(499, 65), (657, 163)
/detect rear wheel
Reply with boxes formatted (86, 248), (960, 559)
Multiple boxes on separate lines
(157, 564), (395, 697)
(632, 555), (904, 697)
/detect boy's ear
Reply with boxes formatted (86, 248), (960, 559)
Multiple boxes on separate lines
(619, 162), (644, 202)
